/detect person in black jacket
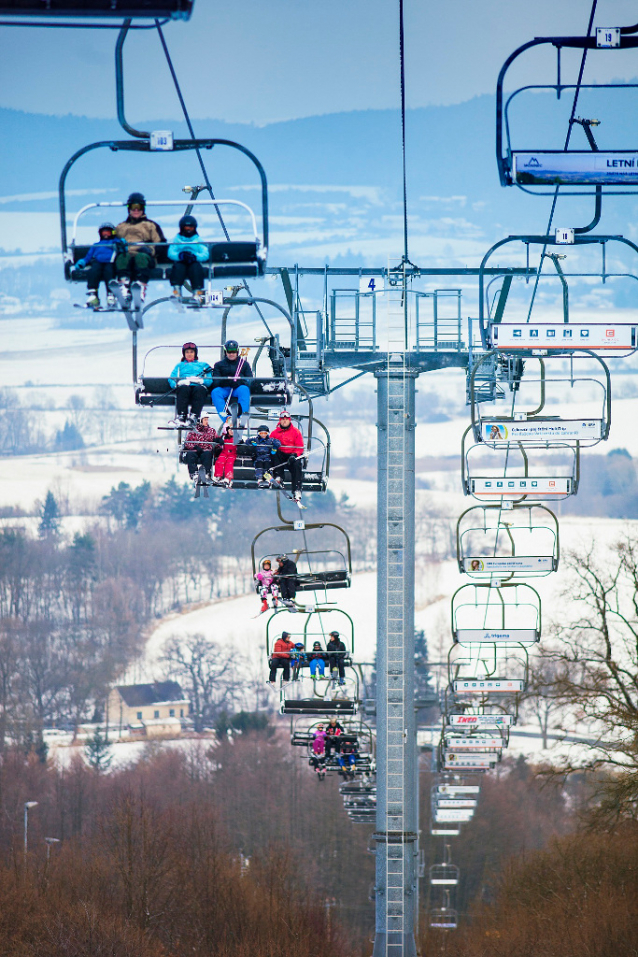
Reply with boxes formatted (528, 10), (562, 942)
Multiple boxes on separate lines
(211, 340), (253, 425)
(327, 631), (347, 684)
(275, 554), (298, 605)
(324, 716), (344, 759)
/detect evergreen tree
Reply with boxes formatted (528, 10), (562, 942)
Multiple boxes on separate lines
(85, 727), (112, 773)
(54, 420), (84, 451)
(39, 490), (60, 537)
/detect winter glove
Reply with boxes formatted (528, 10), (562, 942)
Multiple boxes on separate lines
(270, 448), (278, 455)
(179, 249), (196, 264)
(75, 259), (86, 269)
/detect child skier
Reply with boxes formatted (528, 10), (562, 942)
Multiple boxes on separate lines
(311, 725), (328, 779)
(212, 420), (237, 487)
(254, 558), (280, 613)
(247, 425), (281, 487)
(290, 642), (307, 680)
(167, 214), (210, 304)
(308, 641), (327, 678)
(75, 223), (124, 308)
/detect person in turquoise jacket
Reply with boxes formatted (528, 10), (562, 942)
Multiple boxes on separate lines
(167, 215), (209, 303)
(168, 341), (213, 426)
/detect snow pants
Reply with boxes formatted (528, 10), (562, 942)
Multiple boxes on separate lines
(116, 249), (155, 283)
(175, 383), (209, 419)
(86, 261), (116, 293)
(184, 448), (213, 478)
(211, 384), (251, 422)
(214, 445), (237, 480)
(169, 260), (205, 291)
(271, 451), (303, 493)
(309, 658), (325, 677)
(269, 658), (290, 682)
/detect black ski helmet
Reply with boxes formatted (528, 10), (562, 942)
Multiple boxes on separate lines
(224, 339), (239, 354)
(127, 191), (146, 208)
(257, 425), (269, 434)
(179, 215), (197, 232)
(182, 341), (198, 359)
(98, 222), (115, 236)
(329, 631), (340, 638)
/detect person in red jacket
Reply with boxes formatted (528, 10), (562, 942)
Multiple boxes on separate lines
(212, 420), (237, 487)
(270, 411), (305, 501)
(268, 631), (295, 684)
(182, 412), (217, 482)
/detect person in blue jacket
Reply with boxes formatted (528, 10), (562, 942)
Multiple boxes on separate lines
(247, 425), (281, 487)
(167, 341), (214, 426)
(168, 215), (210, 304)
(75, 223), (125, 309)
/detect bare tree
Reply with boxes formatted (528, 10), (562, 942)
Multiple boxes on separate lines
(538, 535), (638, 822)
(161, 634), (242, 732)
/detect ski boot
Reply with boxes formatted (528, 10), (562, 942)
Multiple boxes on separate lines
(260, 599), (269, 613)
(85, 290), (100, 309)
(106, 292), (116, 308)
(171, 286), (182, 299)
(193, 289), (205, 306)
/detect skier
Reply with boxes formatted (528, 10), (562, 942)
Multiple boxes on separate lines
(311, 724), (328, 779)
(167, 215), (209, 304)
(254, 558), (280, 613)
(324, 716), (344, 758)
(338, 737), (359, 779)
(327, 631), (347, 685)
(211, 340), (253, 426)
(270, 412), (305, 503)
(247, 425), (280, 487)
(168, 342), (214, 427)
(114, 192), (166, 303)
(290, 642), (307, 680)
(75, 223), (123, 308)
(307, 641), (327, 678)
(268, 631), (295, 684)
(182, 411), (217, 482)
(212, 421), (237, 487)
(274, 554), (298, 606)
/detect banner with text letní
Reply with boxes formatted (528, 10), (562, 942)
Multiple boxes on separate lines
(513, 151), (638, 185)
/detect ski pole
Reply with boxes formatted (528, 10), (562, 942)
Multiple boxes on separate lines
(222, 347), (250, 418)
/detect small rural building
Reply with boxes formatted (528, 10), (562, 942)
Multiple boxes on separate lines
(107, 681), (189, 738)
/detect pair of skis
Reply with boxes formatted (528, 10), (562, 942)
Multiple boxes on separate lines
(107, 279), (145, 331)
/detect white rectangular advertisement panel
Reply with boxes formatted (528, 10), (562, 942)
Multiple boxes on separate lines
(448, 714), (514, 728)
(437, 785), (481, 794)
(481, 419), (602, 443)
(492, 322), (636, 350)
(455, 629), (539, 644)
(444, 753), (499, 768)
(434, 809), (475, 821)
(463, 556), (554, 573)
(471, 477), (571, 497)
(512, 151), (638, 185)
(436, 799), (478, 808)
(443, 736), (505, 750)
(453, 678), (525, 693)
(431, 828), (460, 836)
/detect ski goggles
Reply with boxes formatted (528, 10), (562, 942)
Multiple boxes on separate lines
(128, 203), (145, 211)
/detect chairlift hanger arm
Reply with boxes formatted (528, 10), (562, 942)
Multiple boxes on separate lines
(59, 138), (268, 257)
(116, 19), (149, 138)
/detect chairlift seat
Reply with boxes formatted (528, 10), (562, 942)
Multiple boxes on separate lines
(68, 240), (263, 281)
(429, 864), (459, 886)
(136, 376), (292, 408)
(295, 570), (351, 591)
(281, 698), (357, 715)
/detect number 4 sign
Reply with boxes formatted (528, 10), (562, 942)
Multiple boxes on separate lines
(359, 276), (385, 294)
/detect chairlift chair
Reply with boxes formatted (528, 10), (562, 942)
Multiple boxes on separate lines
(457, 503), (559, 579)
(462, 427), (580, 503)
(251, 521), (352, 594)
(452, 582), (541, 645)
(469, 353), (611, 449)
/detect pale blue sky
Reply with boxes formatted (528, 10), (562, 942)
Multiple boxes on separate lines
(0, 0), (637, 123)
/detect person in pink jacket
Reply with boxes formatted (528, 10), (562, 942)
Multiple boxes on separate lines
(311, 724), (328, 779)
(269, 412), (305, 502)
(254, 558), (280, 613)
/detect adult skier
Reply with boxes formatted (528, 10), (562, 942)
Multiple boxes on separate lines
(324, 716), (344, 758)
(167, 215), (209, 303)
(327, 631), (347, 685)
(211, 340), (253, 425)
(274, 554), (298, 606)
(168, 342), (213, 426)
(268, 631), (295, 684)
(114, 192), (166, 302)
(182, 411), (217, 482)
(254, 558), (280, 613)
(270, 412), (305, 502)
(75, 223), (123, 308)
(247, 425), (280, 487)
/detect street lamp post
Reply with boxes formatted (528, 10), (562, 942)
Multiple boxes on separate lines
(23, 801), (38, 864)
(44, 837), (60, 863)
